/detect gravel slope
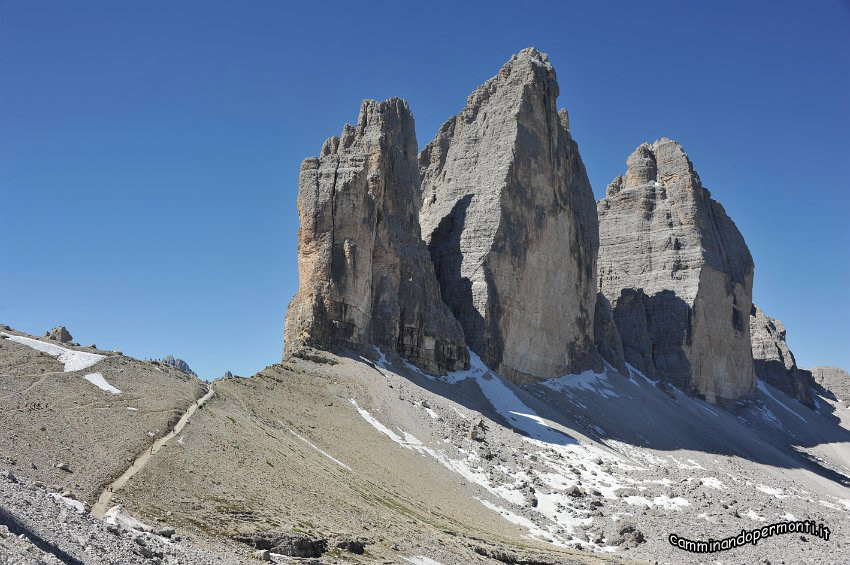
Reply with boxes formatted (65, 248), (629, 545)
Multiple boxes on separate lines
(3, 326), (849, 563)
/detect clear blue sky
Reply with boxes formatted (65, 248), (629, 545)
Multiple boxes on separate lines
(1, 1), (848, 379)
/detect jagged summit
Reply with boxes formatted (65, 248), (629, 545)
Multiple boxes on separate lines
(598, 138), (755, 403)
(283, 97), (468, 375)
(419, 48), (599, 384)
(160, 355), (197, 377)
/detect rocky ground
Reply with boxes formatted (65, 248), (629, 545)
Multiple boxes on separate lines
(0, 328), (206, 503)
(0, 470), (258, 564)
(2, 326), (849, 563)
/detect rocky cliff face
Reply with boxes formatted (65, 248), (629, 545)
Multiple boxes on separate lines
(750, 305), (813, 407)
(810, 366), (850, 406)
(594, 293), (626, 374)
(597, 139), (755, 403)
(419, 48), (599, 384)
(283, 98), (468, 375)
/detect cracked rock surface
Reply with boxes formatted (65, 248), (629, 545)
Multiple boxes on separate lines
(597, 138), (755, 403)
(418, 48), (599, 384)
(283, 98), (468, 375)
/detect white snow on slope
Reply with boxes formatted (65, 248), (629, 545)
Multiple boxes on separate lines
(756, 483), (786, 498)
(477, 497), (555, 542)
(287, 428), (352, 471)
(623, 495), (689, 510)
(1, 332), (104, 372)
(626, 363), (657, 385)
(47, 492), (85, 513)
(753, 403), (785, 429)
(757, 380), (808, 423)
(350, 399), (524, 504)
(404, 557), (444, 565)
(746, 509), (766, 522)
(542, 371), (620, 398)
(373, 346), (389, 369)
(83, 372), (121, 394)
(700, 477), (725, 490)
(104, 505), (152, 532)
(444, 351), (577, 446)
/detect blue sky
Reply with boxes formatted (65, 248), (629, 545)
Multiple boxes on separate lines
(1, 1), (847, 379)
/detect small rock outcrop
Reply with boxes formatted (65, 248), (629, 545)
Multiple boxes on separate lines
(283, 98), (468, 375)
(750, 305), (814, 407)
(160, 355), (197, 377)
(419, 48), (599, 383)
(598, 139), (755, 403)
(235, 532), (327, 558)
(45, 326), (73, 343)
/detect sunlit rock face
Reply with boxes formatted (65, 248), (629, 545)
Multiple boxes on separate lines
(598, 138), (755, 403)
(284, 98), (468, 375)
(419, 48), (599, 384)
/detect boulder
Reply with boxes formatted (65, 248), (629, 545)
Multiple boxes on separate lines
(235, 532), (327, 558)
(419, 48), (599, 383)
(283, 98), (468, 375)
(750, 305), (814, 407)
(598, 139), (755, 403)
(45, 326), (73, 343)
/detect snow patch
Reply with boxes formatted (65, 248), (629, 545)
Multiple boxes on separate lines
(542, 370), (620, 399)
(1, 332), (104, 372)
(373, 346), (388, 369)
(404, 557), (444, 565)
(287, 428), (352, 471)
(746, 509), (766, 522)
(756, 484), (786, 499)
(104, 505), (152, 532)
(445, 350), (577, 446)
(47, 492), (85, 514)
(623, 495), (689, 510)
(626, 363), (657, 385)
(669, 455), (704, 470)
(83, 372), (121, 394)
(700, 477), (725, 490)
(757, 380), (808, 423)
(349, 399), (523, 504)
(753, 403), (785, 429)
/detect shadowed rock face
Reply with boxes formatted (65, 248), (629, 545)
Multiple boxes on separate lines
(750, 305), (814, 408)
(283, 98), (468, 375)
(811, 366), (850, 404)
(419, 48), (599, 384)
(598, 139), (755, 403)
(594, 293), (625, 374)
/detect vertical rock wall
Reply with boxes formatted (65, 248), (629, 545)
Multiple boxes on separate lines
(283, 98), (468, 374)
(419, 48), (599, 384)
(750, 305), (814, 407)
(598, 139), (755, 402)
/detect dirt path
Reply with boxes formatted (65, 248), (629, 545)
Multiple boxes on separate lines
(91, 384), (216, 518)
